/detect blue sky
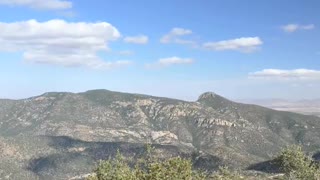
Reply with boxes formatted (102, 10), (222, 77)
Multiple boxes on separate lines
(0, 0), (319, 100)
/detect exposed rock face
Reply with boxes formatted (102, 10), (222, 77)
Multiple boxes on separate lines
(197, 92), (217, 101)
(1, 89), (320, 179)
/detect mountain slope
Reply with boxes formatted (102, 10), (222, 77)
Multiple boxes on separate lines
(1, 90), (320, 179)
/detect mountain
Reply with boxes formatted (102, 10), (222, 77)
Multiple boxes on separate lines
(1, 90), (320, 179)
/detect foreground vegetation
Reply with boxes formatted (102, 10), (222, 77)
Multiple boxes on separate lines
(87, 145), (320, 180)
(275, 145), (320, 179)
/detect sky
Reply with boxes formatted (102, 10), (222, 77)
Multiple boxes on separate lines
(0, 0), (319, 101)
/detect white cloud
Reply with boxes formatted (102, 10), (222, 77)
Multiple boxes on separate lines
(24, 53), (132, 69)
(146, 56), (194, 68)
(203, 37), (263, 52)
(57, 10), (77, 18)
(0, 19), (132, 69)
(281, 24), (315, 33)
(0, 0), (72, 10)
(282, 24), (299, 32)
(158, 57), (193, 66)
(301, 24), (315, 30)
(124, 35), (148, 44)
(249, 69), (320, 80)
(160, 28), (195, 45)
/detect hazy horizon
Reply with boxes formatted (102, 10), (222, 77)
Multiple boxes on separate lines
(2, 88), (320, 103)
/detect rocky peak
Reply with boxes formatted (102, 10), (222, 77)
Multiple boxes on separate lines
(197, 92), (235, 111)
(197, 92), (218, 101)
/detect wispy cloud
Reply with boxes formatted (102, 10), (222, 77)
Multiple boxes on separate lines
(146, 57), (194, 68)
(0, 0), (72, 10)
(160, 28), (196, 46)
(124, 35), (148, 44)
(249, 69), (320, 80)
(0, 19), (132, 69)
(57, 10), (77, 18)
(203, 37), (263, 53)
(281, 24), (315, 33)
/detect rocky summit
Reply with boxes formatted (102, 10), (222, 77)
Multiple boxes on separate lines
(1, 89), (320, 179)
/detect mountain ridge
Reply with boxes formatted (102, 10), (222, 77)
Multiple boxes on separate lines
(1, 89), (320, 179)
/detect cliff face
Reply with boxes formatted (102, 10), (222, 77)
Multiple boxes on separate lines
(1, 89), (320, 179)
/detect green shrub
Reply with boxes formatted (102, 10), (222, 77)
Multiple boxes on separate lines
(86, 145), (207, 180)
(86, 145), (260, 180)
(89, 145), (320, 180)
(275, 145), (320, 180)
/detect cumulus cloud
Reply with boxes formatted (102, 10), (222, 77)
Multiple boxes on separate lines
(160, 28), (195, 45)
(146, 57), (194, 68)
(249, 69), (320, 80)
(203, 37), (263, 53)
(0, 0), (72, 10)
(281, 24), (315, 33)
(0, 19), (132, 69)
(124, 35), (148, 44)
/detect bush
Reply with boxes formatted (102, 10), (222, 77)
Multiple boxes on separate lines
(86, 145), (207, 180)
(86, 145), (260, 179)
(275, 145), (320, 180)
(89, 145), (320, 180)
